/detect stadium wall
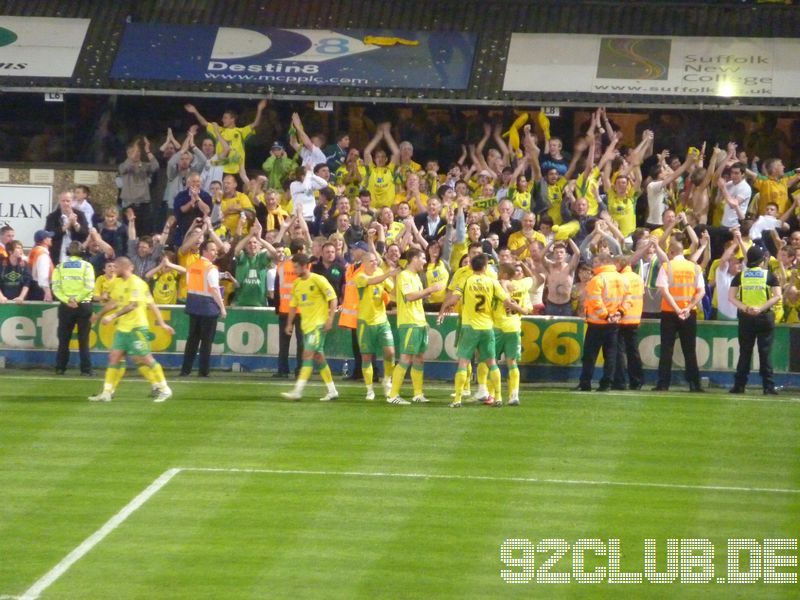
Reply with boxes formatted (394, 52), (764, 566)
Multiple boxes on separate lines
(0, 303), (797, 387)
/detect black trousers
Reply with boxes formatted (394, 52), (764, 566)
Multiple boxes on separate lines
(56, 302), (93, 373)
(181, 313), (218, 376)
(579, 323), (619, 388)
(277, 312), (303, 375)
(350, 327), (362, 378)
(734, 312), (775, 390)
(612, 325), (644, 389)
(657, 311), (700, 389)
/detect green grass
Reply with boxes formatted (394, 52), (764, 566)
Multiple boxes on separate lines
(1, 370), (799, 599)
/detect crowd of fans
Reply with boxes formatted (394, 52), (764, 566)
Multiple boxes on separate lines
(2, 102), (800, 327)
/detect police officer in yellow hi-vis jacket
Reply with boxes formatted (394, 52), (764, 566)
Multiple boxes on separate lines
(728, 246), (782, 395)
(52, 241), (95, 375)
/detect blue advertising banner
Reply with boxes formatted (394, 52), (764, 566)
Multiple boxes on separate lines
(110, 24), (476, 89)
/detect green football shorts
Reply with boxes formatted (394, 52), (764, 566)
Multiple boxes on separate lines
(111, 327), (154, 357)
(358, 320), (394, 354)
(494, 328), (521, 361)
(397, 324), (428, 356)
(456, 325), (496, 362)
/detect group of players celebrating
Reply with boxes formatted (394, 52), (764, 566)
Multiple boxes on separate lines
(280, 242), (533, 408)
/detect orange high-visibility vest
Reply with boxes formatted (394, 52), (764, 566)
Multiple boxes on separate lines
(584, 264), (627, 325)
(186, 256), (221, 316)
(620, 266), (644, 326)
(187, 257), (213, 295)
(277, 259), (299, 314)
(28, 244), (53, 278)
(339, 262), (365, 329)
(661, 257), (700, 312)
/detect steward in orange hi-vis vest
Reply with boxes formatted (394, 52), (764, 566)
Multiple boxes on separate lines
(612, 260), (645, 391)
(277, 259), (300, 315)
(655, 240), (706, 392)
(339, 262), (365, 329)
(577, 254), (630, 392)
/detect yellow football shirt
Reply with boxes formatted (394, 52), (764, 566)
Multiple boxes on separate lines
(395, 269), (426, 326)
(607, 185), (637, 237)
(116, 275), (152, 333)
(507, 230), (547, 259)
(207, 124), (254, 174)
(355, 268), (393, 325)
(152, 270), (179, 305)
(455, 273), (507, 331)
(576, 167), (601, 216)
(493, 277), (533, 332)
(220, 191), (255, 234)
(546, 177), (568, 225)
(93, 274), (115, 300)
(367, 163), (397, 209)
(290, 273), (337, 333)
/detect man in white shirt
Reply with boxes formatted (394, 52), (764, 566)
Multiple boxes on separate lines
(714, 233), (743, 320)
(290, 112), (326, 169)
(719, 163), (752, 228)
(72, 185), (95, 228)
(749, 201), (791, 243)
(645, 153), (696, 227)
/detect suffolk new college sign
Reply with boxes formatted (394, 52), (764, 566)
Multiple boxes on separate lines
(503, 34), (800, 98)
(111, 24), (476, 89)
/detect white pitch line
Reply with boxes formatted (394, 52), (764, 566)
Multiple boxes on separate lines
(0, 374), (798, 404)
(15, 463), (800, 598)
(180, 466), (800, 496)
(19, 468), (182, 600)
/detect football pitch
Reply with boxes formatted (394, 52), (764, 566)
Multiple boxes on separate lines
(1, 370), (799, 599)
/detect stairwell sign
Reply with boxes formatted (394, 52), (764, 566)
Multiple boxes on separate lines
(111, 23), (476, 89)
(0, 16), (90, 77)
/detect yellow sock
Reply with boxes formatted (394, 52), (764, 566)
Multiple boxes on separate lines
(363, 364), (374, 387)
(384, 357), (395, 375)
(486, 373), (496, 398)
(150, 362), (167, 386)
(410, 365), (424, 396)
(509, 365), (520, 397)
(464, 363), (473, 393)
(298, 362), (313, 383)
(489, 365), (502, 403)
(319, 363), (333, 385)
(390, 362), (409, 397)
(138, 365), (154, 384)
(104, 364), (126, 393)
(477, 362), (488, 388)
(453, 368), (467, 404)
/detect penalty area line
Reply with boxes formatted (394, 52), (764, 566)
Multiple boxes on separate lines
(19, 468), (182, 600)
(17, 463), (800, 598)
(179, 466), (800, 496)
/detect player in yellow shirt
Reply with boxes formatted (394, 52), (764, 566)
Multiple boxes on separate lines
(88, 257), (175, 403)
(355, 253), (398, 400)
(281, 254), (340, 401)
(441, 242), (496, 400)
(438, 254), (524, 408)
(493, 263), (533, 405)
(388, 248), (445, 405)
(185, 99), (267, 174)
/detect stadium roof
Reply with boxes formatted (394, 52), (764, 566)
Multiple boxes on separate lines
(1, 0), (799, 109)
